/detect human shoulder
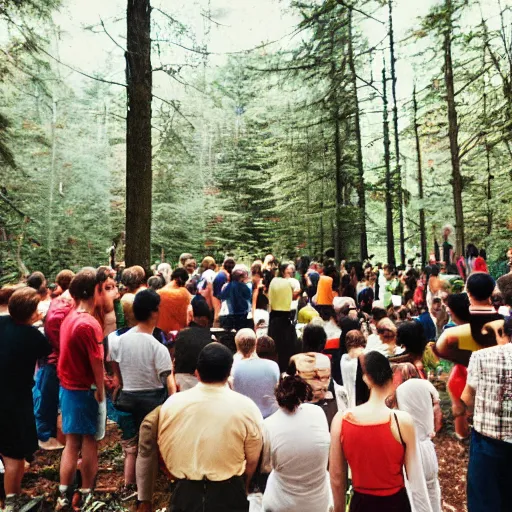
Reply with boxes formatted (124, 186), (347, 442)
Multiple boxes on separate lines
(393, 409), (414, 430)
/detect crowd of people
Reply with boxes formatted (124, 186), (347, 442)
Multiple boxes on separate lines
(0, 243), (511, 512)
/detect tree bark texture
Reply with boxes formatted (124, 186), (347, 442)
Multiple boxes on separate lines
(443, 0), (465, 257)
(383, 64), (395, 266)
(388, 0), (405, 266)
(125, 0), (152, 270)
(413, 86), (427, 268)
(348, 8), (368, 261)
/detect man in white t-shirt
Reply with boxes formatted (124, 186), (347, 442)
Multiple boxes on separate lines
(109, 289), (174, 425)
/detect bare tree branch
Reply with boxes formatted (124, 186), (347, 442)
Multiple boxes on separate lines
(99, 17), (126, 52)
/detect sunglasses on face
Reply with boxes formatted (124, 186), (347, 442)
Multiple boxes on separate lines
(377, 329), (395, 336)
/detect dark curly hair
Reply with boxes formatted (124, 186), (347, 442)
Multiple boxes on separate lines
(275, 375), (313, 412)
(397, 321), (428, 357)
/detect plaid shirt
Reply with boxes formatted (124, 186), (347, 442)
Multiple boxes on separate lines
(467, 343), (512, 441)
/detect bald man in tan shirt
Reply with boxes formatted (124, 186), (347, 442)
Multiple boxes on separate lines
(158, 343), (263, 512)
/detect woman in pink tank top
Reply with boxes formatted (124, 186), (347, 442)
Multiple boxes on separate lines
(329, 351), (433, 512)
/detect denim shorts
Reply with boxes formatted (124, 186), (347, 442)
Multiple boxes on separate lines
(60, 388), (99, 436)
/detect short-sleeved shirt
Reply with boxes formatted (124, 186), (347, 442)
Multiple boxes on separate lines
(213, 271), (229, 299)
(233, 358), (280, 418)
(43, 294), (74, 365)
(268, 277), (293, 312)
(109, 328), (172, 391)
(58, 310), (104, 390)
(0, 316), (51, 401)
(467, 343), (512, 441)
(158, 383), (263, 481)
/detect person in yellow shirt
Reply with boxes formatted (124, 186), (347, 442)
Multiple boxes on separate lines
(268, 263), (297, 372)
(158, 343), (263, 511)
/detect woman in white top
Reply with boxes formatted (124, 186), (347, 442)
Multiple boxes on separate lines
(262, 375), (331, 512)
(396, 379), (442, 512)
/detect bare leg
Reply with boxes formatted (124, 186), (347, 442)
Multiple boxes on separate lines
(2, 456), (25, 495)
(60, 434), (81, 486)
(124, 449), (137, 486)
(79, 435), (98, 490)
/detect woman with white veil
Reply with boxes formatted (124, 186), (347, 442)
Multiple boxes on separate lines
(396, 379), (442, 512)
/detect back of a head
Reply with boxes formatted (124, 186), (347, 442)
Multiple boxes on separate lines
(345, 329), (366, 352)
(27, 271), (45, 292)
(8, 287), (40, 323)
(377, 317), (397, 334)
(371, 306), (387, 322)
(302, 323), (327, 353)
(231, 264), (249, 282)
(0, 285), (18, 307)
(466, 272), (495, 302)
(397, 321), (427, 356)
(466, 244), (479, 259)
(275, 375), (313, 412)
(235, 328), (257, 356)
(318, 305), (335, 321)
(69, 268), (97, 301)
(133, 289), (160, 322)
(148, 275), (165, 291)
(497, 274), (512, 307)
(201, 256), (216, 271)
(250, 261), (263, 277)
(278, 262), (290, 277)
(446, 293), (471, 322)
(362, 351), (393, 387)
(196, 342), (233, 383)
(56, 270), (75, 291)
(171, 267), (189, 287)
(223, 258), (236, 275)
(256, 335), (277, 360)
(157, 263), (172, 283)
(122, 266), (146, 292)
(192, 299), (213, 324)
(430, 265), (440, 277)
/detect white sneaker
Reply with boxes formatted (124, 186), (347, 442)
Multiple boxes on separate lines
(38, 437), (64, 450)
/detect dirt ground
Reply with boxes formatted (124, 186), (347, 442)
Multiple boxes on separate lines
(19, 384), (469, 512)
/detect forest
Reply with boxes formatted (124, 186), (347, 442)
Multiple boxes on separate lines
(1, 0), (511, 280)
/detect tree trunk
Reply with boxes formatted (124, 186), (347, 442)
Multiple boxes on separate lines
(330, 31), (343, 265)
(383, 64), (395, 266)
(47, 95), (57, 256)
(125, 0), (152, 270)
(413, 86), (427, 268)
(348, 8), (368, 261)
(443, 0), (464, 257)
(388, 0), (404, 266)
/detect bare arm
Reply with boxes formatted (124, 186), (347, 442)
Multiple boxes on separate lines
(244, 436), (262, 494)
(461, 383), (476, 415)
(329, 412), (346, 512)
(160, 371), (176, 396)
(91, 356), (105, 403)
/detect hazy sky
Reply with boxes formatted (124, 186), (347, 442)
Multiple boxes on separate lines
(53, 0), (439, 96)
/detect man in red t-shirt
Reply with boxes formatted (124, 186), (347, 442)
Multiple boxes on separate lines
(56, 268), (105, 511)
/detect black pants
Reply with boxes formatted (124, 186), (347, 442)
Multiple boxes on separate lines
(170, 476), (248, 512)
(268, 310), (297, 372)
(350, 488), (411, 512)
